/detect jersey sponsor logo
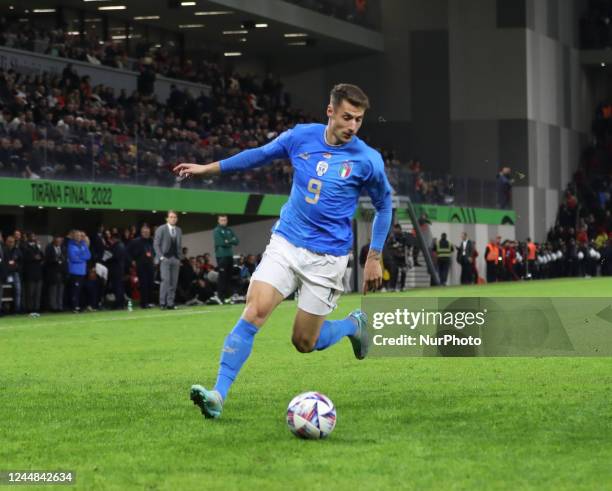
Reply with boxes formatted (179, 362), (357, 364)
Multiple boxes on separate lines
(298, 152), (310, 160)
(339, 161), (353, 179)
(323, 152), (332, 159)
(316, 161), (329, 176)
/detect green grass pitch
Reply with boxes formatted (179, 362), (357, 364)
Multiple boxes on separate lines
(1, 277), (611, 490)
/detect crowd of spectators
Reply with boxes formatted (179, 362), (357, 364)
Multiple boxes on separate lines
(0, 61), (306, 192)
(387, 159), (455, 206)
(0, 15), (288, 89)
(454, 233), (612, 285)
(0, 58), (466, 200)
(283, 0), (380, 30)
(0, 14), (504, 202)
(0, 224), (262, 317)
(373, 205), (611, 291)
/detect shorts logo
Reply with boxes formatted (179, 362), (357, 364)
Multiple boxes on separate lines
(323, 152), (332, 159)
(339, 161), (352, 179)
(316, 161), (329, 176)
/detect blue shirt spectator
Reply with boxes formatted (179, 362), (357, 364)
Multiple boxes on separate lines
(67, 231), (91, 276)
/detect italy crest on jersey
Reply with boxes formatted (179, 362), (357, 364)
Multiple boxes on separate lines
(339, 161), (352, 179)
(316, 161), (329, 176)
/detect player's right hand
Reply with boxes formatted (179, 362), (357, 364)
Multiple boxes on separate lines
(362, 252), (383, 295)
(173, 163), (206, 177)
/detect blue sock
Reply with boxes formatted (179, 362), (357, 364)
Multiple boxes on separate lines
(214, 319), (258, 401)
(315, 317), (357, 351)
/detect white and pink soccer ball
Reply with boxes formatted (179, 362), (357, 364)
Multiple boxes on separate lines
(286, 391), (336, 439)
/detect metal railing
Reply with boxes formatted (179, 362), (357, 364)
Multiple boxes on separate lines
(282, 0), (382, 30)
(0, 134), (511, 210)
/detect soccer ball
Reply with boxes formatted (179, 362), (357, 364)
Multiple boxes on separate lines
(286, 391), (336, 439)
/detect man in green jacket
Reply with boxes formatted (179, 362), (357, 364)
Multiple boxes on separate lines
(214, 215), (239, 302)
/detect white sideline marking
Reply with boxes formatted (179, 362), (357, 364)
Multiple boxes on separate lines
(0, 301), (298, 332)
(0, 309), (216, 331)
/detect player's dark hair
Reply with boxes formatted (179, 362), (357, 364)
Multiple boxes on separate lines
(330, 83), (370, 110)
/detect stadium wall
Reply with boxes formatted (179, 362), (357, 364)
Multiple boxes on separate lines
(182, 218), (277, 257)
(274, 0), (591, 243)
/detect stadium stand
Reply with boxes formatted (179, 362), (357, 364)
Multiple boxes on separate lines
(0, 53), (488, 200)
(1, 4), (610, 317)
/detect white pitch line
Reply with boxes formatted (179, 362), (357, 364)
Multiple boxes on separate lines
(0, 301), (299, 332)
(0, 308), (216, 331)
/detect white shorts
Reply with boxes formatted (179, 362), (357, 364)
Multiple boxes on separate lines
(251, 234), (349, 316)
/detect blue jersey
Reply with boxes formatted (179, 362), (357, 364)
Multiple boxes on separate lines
(220, 123), (392, 256)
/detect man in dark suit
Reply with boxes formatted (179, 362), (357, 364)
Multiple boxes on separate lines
(154, 210), (183, 309)
(456, 232), (474, 285)
(23, 232), (44, 315)
(44, 234), (67, 312)
(105, 233), (128, 310)
(128, 224), (155, 308)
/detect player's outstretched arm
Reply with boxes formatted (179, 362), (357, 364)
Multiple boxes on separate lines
(175, 129), (292, 180)
(173, 162), (221, 178)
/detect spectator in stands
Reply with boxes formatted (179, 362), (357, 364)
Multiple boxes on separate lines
(4, 235), (23, 314)
(127, 224), (155, 308)
(213, 215), (239, 303)
(67, 230), (91, 313)
(137, 60), (156, 97)
(22, 232), (44, 315)
(44, 234), (66, 312)
(496, 167), (514, 209)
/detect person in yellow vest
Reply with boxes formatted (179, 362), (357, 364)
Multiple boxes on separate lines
(434, 233), (454, 285)
(484, 238), (499, 283)
(526, 237), (537, 279)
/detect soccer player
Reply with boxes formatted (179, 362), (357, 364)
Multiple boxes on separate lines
(174, 84), (392, 419)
